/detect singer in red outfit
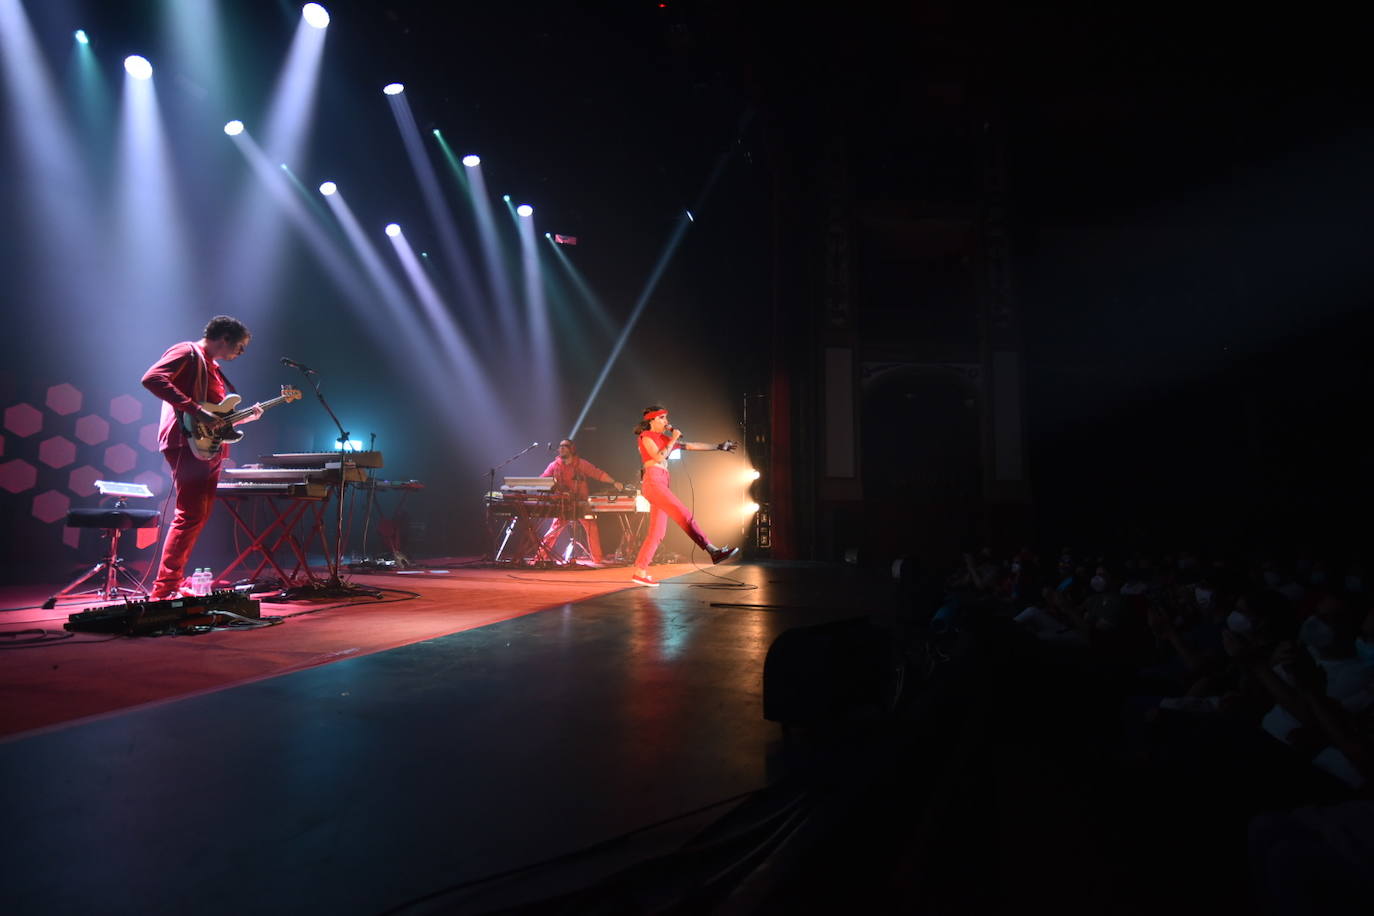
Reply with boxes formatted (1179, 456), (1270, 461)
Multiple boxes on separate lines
(631, 406), (739, 587)
(141, 316), (260, 599)
(539, 439), (624, 565)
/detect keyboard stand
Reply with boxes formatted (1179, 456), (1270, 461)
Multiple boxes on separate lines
(216, 492), (326, 589)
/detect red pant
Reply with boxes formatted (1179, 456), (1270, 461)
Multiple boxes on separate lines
(543, 515), (603, 563)
(153, 446), (221, 593)
(635, 467), (709, 568)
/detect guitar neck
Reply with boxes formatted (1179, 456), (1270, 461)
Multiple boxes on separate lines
(223, 395), (288, 424)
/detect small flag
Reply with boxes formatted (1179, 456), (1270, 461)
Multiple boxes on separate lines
(553, 234), (578, 246)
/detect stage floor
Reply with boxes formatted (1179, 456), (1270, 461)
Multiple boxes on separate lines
(0, 561), (889, 915)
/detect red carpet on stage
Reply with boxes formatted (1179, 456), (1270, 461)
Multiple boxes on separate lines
(0, 564), (696, 740)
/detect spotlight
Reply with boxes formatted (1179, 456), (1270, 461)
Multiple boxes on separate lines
(319, 181), (337, 196)
(223, 120), (245, 136)
(74, 30), (89, 45)
(502, 194), (511, 202)
(749, 468), (761, 480)
(301, 3), (330, 29)
(123, 55), (153, 80)
(686, 209), (694, 222)
(383, 83), (404, 96)
(385, 223), (401, 237)
(740, 467), (761, 485)
(462, 154), (481, 167)
(743, 501), (760, 516)
(516, 204), (533, 218)
(544, 232), (552, 239)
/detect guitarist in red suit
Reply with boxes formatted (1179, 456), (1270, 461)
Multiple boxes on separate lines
(141, 316), (261, 599)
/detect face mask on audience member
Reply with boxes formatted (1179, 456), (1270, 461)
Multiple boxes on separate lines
(1090, 576), (1106, 593)
(1263, 570), (1282, 588)
(1356, 638), (1374, 669)
(1194, 587), (1213, 609)
(1227, 611), (1253, 634)
(1299, 616), (1337, 654)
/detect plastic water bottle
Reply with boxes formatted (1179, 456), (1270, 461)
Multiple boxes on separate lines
(192, 568), (207, 596)
(201, 568), (214, 596)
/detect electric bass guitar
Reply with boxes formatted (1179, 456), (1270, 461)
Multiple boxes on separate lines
(180, 386), (302, 460)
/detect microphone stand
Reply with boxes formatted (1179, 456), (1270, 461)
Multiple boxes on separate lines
(285, 365), (380, 599)
(484, 442), (542, 567)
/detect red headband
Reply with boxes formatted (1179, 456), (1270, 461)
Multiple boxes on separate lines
(643, 409), (667, 421)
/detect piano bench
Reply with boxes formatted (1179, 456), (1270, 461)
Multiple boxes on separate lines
(65, 508), (162, 530)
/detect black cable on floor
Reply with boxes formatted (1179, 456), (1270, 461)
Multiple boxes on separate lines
(376, 785), (783, 915)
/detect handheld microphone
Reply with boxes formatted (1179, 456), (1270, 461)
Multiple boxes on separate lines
(280, 357), (317, 374)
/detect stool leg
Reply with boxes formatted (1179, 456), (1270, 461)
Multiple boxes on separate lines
(42, 527), (150, 609)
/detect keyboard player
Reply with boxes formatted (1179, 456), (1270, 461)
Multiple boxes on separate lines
(539, 439), (624, 565)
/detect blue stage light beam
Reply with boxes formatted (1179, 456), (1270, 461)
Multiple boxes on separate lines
(384, 90), (485, 315)
(433, 132), (519, 351)
(568, 136), (740, 439)
(216, 7), (329, 314)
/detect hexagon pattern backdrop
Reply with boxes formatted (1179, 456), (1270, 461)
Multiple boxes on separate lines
(1, 379), (176, 582)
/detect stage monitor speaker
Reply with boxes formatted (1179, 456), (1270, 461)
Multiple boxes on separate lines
(763, 616), (896, 726)
(65, 592), (262, 636)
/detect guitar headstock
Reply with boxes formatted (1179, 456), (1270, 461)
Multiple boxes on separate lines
(280, 386), (303, 402)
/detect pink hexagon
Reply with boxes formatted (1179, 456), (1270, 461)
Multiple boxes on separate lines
(103, 443), (137, 474)
(138, 422), (161, 453)
(39, 435), (77, 469)
(109, 394), (143, 424)
(68, 464), (102, 497)
(0, 459), (38, 493)
(4, 403), (42, 437)
(32, 489), (71, 524)
(134, 469), (166, 496)
(0, 434), (5, 457)
(45, 383), (83, 416)
(75, 414), (110, 446)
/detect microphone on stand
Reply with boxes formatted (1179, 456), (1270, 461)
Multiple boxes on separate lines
(280, 357), (317, 374)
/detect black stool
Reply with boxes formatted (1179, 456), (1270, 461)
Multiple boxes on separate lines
(43, 505), (162, 609)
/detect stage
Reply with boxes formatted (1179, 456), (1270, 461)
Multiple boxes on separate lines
(0, 560), (889, 914)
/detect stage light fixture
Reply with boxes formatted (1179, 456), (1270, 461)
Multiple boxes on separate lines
(302, 3), (330, 29)
(319, 181), (337, 196)
(516, 204), (533, 218)
(743, 501), (760, 516)
(502, 194), (511, 202)
(686, 209), (694, 222)
(223, 120), (245, 136)
(123, 55), (153, 80)
(383, 82), (404, 96)
(462, 154), (480, 167)
(74, 30), (89, 45)
(385, 223), (401, 237)
(544, 232), (552, 239)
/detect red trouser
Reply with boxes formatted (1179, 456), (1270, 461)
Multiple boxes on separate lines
(634, 466), (709, 568)
(153, 446), (222, 593)
(542, 516), (603, 562)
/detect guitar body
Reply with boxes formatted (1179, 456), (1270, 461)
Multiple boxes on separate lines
(178, 387), (302, 461)
(181, 396), (246, 460)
